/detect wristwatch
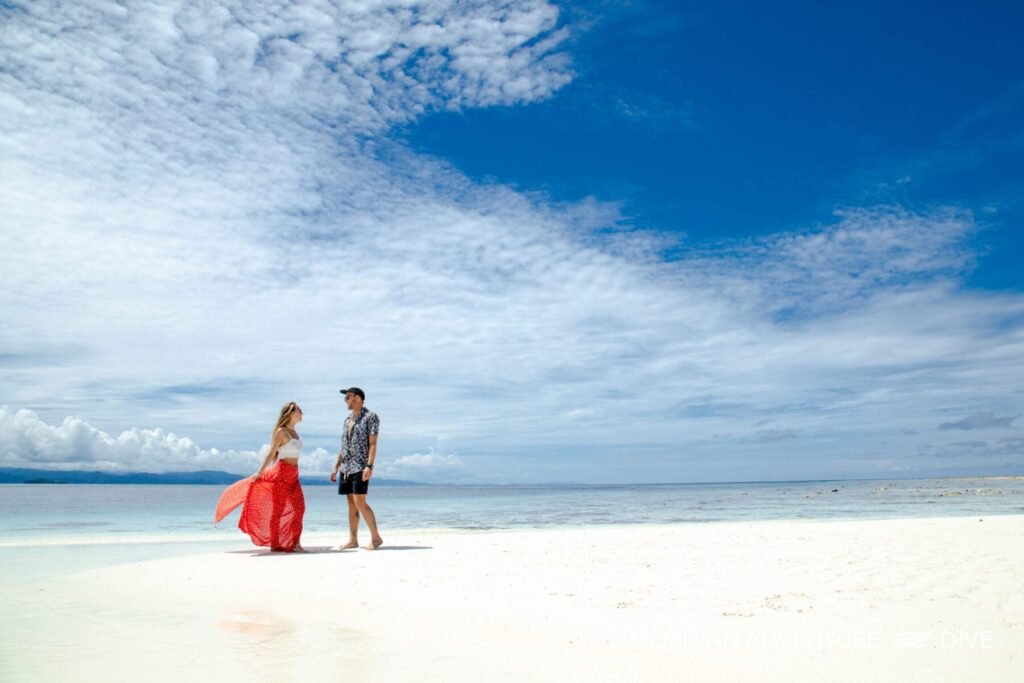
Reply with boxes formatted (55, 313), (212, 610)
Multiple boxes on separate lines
(365, 463), (374, 470)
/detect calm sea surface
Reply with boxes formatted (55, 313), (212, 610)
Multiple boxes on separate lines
(2, 477), (1022, 546)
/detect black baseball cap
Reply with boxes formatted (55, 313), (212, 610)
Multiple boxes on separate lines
(339, 387), (365, 400)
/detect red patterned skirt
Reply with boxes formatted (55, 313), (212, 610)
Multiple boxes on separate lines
(215, 461), (305, 551)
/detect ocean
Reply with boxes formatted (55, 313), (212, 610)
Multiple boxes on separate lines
(1, 476), (1022, 596)
(2, 476), (1022, 547)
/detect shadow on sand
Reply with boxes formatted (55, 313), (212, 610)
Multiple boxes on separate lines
(227, 544), (432, 556)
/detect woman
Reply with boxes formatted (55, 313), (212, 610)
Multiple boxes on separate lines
(214, 402), (307, 552)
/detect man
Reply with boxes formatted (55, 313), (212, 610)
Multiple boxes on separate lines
(330, 386), (384, 550)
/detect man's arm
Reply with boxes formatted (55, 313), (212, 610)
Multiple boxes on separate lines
(331, 420), (347, 480)
(367, 433), (378, 468)
(363, 414), (380, 480)
(330, 447), (345, 483)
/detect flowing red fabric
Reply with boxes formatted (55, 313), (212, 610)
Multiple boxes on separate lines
(214, 476), (252, 525)
(214, 461), (305, 551)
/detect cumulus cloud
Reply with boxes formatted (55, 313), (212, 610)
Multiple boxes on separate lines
(0, 1), (1022, 483)
(0, 404), (343, 476)
(0, 405), (260, 473)
(383, 442), (467, 483)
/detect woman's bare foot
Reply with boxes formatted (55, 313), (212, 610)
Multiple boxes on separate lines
(363, 536), (383, 550)
(338, 540), (359, 550)
(270, 546), (287, 552)
(292, 545), (309, 553)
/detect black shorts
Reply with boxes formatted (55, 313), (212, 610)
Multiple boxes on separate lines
(338, 470), (370, 495)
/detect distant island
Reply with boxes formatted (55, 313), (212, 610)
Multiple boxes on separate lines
(0, 467), (426, 486)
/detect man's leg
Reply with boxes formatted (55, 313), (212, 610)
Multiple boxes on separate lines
(340, 491), (360, 549)
(352, 493), (383, 549)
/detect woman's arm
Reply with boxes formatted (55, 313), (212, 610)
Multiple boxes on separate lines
(253, 429), (286, 480)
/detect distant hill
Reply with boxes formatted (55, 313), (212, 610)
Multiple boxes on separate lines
(0, 467), (426, 486)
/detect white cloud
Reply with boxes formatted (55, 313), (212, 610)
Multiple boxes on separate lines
(384, 443), (467, 483)
(0, 405), (258, 473)
(0, 1), (1022, 483)
(681, 204), (977, 317)
(0, 404), (343, 476)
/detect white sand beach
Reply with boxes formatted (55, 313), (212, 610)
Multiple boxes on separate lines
(3, 515), (1023, 682)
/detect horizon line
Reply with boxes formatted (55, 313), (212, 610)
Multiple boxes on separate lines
(1, 466), (1019, 487)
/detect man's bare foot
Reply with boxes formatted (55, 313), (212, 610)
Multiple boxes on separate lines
(363, 537), (383, 550)
(338, 540), (358, 550)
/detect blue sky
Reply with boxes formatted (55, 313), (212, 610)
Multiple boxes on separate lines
(402, 0), (1024, 290)
(1, 0), (1022, 484)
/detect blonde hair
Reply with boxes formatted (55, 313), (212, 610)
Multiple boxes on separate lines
(270, 402), (300, 456)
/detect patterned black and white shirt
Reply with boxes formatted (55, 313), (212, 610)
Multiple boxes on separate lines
(338, 407), (380, 476)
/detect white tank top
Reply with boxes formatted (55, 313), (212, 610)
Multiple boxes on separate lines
(277, 436), (302, 459)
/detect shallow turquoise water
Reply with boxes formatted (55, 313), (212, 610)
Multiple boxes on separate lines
(1, 477), (1021, 546)
(0, 476), (1021, 582)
